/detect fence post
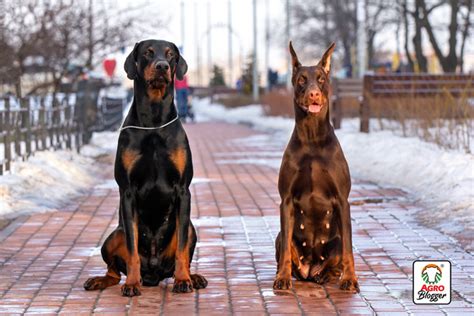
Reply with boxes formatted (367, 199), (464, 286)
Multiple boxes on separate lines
(4, 98), (11, 174)
(73, 98), (82, 153)
(332, 97), (342, 129)
(360, 75), (372, 133)
(39, 97), (46, 150)
(14, 99), (21, 159)
(51, 95), (59, 149)
(65, 95), (72, 149)
(23, 98), (32, 157)
(34, 97), (40, 151)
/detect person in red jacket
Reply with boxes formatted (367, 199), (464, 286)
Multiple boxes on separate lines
(175, 75), (190, 121)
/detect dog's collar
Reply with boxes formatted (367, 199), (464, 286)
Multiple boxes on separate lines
(119, 115), (179, 132)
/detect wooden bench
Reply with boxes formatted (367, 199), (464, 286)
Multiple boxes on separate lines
(331, 78), (363, 129)
(360, 74), (474, 132)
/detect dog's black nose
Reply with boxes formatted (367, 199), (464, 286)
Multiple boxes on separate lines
(156, 61), (170, 71)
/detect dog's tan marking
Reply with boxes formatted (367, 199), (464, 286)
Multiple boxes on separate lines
(147, 87), (166, 102)
(122, 149), (141, 174)
(125, 220), (141, 286)
(162, 230), (178, 259)
(170, 148), (187, 176)
(144, 64), (155, 82)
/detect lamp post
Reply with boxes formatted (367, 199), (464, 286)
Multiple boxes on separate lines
(252, 0), (259, 101)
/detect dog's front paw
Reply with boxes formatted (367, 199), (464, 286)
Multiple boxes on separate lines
(191, 274), (208, 289)
(173, 278), (193, 293)
(121, 283), (142, 297)
(339, 276), (359, 293)
(313, 273), (330, 285)
(273, 275), (292, 290)
(84, 275), (120, 291)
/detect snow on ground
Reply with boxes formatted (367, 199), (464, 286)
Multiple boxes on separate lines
(193, 97), (474, 237)
(0, 132), (117, 218)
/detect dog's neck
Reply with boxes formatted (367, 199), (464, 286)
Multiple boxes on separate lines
(132, 79), (177, 128)
(293, 101), (333, 144)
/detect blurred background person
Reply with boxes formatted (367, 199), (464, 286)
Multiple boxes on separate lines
(175, 74), (190, 122)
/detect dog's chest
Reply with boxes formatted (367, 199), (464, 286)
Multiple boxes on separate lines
(293, 206), (341, 264)
(118, 138), (188, 207)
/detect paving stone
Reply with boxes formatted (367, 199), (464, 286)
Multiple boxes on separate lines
(0, 122), (472, 315)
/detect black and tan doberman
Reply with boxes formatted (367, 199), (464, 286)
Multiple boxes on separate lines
(273, 42), (359, 292)
(84, 39), (207, 296)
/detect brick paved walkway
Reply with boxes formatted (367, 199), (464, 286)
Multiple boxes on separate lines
(0, 122), (472, 315)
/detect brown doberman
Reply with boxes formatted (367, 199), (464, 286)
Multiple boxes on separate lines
(83, 40), (207, 296)
(273, 42), (359, 292)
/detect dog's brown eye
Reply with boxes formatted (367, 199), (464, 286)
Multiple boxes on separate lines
(298, 76), (306, 86)
(145, 49), (154, 58)
(318, 77), (325, 84)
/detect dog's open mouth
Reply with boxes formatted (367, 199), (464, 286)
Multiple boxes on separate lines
(307, 102), (323, 114)
(308, 103), (322, 113)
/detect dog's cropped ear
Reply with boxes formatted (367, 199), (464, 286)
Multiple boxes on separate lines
(172, 44), (188, 80)
(317, 42), (336, 75)
(289, 41), (301, 73)
(124, 42), (139, 80)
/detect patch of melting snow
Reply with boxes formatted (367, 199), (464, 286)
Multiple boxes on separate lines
(89, 247), (102, 257)
(216, 158), (282, 169)
(213, 151), (282, 158)
(192, 177), (218, 185)
(94, 179), (117, 189)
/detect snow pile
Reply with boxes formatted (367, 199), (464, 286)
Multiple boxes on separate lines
(0, 132), (118, 218)
(80, 131), (119, 158)
(195, 102), (293, 132)
(193, 98), (474, 229)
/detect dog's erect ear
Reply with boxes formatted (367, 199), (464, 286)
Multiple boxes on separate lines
(124, 42), (139, 80)
(289, 41), (301, 73)
(172, 43), (188, 80)
(317, 42), (336, 75)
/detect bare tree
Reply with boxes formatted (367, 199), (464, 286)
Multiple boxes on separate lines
(418, 0), (472, 72)
(291, 0), (357, 75)
(0, 0), (165, 97)
(402, 0), (416, 71)
(291, 0), (397, 74)
(365, 0), (398, 68)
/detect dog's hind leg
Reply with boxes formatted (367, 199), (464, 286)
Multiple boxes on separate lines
(275, 233), (309, 280)
(310, 254), (341, 285)
(83, 229), (125, 291)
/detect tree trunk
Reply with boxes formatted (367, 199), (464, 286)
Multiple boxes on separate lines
(367, 31), (375, 69)
(85, 0), (94, 70)
(402, 0), (414, 72)
(459, 0), (472, 72)
(413, 0), (428, 72)
(419, 0), (460, 73)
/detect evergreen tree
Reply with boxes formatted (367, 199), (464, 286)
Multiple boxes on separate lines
(240, 54), (259, 95)
(209, 65), (226, 87)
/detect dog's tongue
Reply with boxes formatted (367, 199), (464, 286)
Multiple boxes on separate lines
(309, 104), (322, 113)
